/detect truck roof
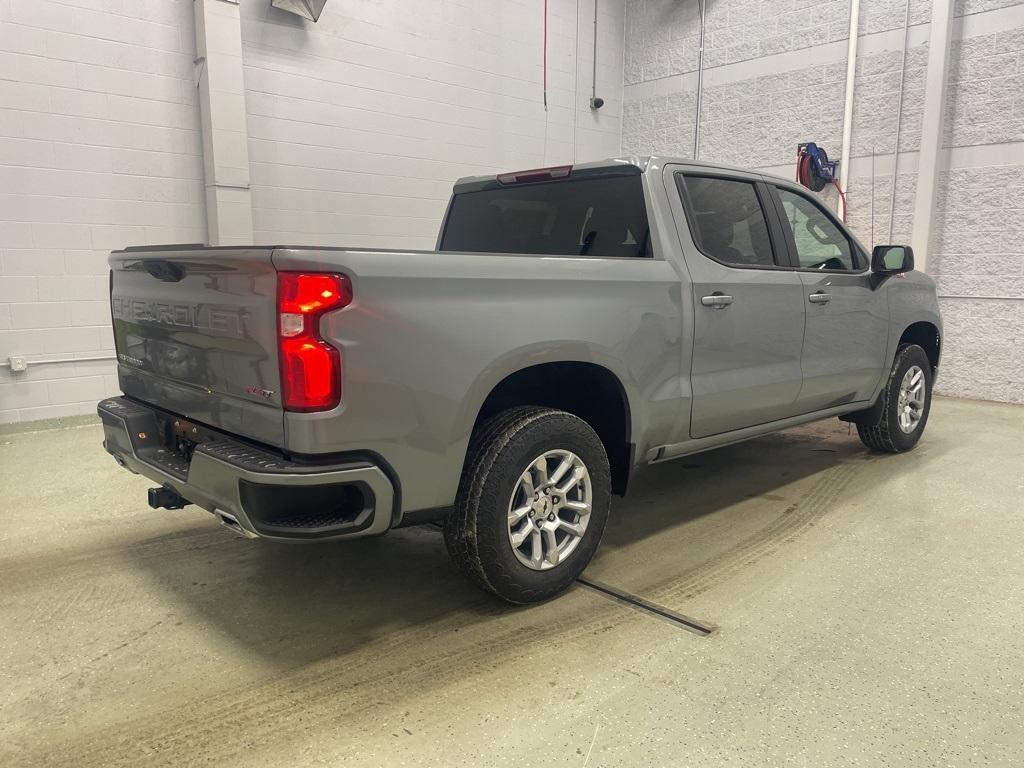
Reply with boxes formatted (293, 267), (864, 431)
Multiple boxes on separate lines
(453, 156), (793, 193)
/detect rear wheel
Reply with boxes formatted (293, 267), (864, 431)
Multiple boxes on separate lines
(444, 406), (610, 603)
(857, 344), (933, 453)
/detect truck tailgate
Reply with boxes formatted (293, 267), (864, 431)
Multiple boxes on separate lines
(110, 247), (284, 447)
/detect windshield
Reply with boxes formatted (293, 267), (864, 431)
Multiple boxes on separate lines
(439, 174), (652, 258)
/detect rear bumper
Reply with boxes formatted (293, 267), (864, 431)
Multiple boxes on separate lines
(97, 397), (395, 541)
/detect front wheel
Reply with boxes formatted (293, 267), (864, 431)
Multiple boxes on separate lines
(444, 407), (611, 604)
(857, 344), (933, 453)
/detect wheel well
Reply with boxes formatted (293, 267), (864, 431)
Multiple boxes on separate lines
(899, 322), (941, 371)
(474, 362), (633, 495)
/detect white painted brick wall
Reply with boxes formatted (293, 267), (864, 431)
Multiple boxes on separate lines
(242, 0), (624, 249)
(932, 19), (1024, 405)
(623, 0), (932, 86)
(0, 0), (205, 424)
(5, 0), (1016, 423)
(1, 0), (625, 423)
(945, 27), (1024, 147)
(844, 171), (919, 247)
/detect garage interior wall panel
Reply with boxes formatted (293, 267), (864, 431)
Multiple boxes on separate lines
(1, 0), (1019, 421)
(0, 0), (206, 423)
(241, 0), (624, 249)
(622, 0), (1024, 404)
(0, 0), (625, 423)
(928, 19), (1024, 404)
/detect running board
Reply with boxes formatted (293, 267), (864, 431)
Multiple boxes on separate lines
(645, 401), (871, 463)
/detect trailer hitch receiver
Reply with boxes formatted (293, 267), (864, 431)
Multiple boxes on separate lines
(148, 486), (189, 510)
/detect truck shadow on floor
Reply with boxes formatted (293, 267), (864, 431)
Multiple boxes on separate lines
(600, 419), (869, 552)
(122, 421), (907, 666)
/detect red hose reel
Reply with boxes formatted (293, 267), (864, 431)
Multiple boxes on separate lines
(796, 143), (848, 223)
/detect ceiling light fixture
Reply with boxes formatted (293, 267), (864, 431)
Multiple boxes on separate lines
(271, 0), (327, 22)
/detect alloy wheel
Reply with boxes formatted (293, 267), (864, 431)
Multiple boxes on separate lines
(506, 450), (592, 571)
(897, 365), (926, 433)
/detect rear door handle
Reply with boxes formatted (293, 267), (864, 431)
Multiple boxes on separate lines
(701, 293), (734, 309)
(808, 292), (832, 304)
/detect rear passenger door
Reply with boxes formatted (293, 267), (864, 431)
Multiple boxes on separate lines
(766, 184), (890, 411)
(667, 167), (807, 439)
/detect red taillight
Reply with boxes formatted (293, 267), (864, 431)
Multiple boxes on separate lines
(277, 272), (351, 412)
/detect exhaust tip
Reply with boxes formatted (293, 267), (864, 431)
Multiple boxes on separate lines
(215, 510), (258, 539)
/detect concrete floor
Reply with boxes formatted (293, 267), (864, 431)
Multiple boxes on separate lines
(1, 397), (1022, 767)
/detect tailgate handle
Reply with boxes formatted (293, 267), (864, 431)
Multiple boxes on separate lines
(144, 260), (185, 282)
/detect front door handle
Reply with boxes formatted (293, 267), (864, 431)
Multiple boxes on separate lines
(701, 293), (734, 309)
(808, 292), (832, 304)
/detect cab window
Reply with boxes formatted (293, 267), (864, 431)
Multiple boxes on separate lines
(677, 174), (777, 268)
(440, 175), (652, 258)
(774, 187), (855, 271)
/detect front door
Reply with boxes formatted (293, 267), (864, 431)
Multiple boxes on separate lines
(768, 184), (890, 411)
(667, 167), (807, 439)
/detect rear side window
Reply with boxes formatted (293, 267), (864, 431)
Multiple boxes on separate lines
(677, 175), (776, 268)
(439, 175), (652, 258)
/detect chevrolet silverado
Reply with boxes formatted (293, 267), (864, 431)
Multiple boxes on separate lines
(98, 157), (942, 603)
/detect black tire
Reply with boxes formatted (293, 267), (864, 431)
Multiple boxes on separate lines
(444, 406), (611, 604)
(857, 344), (933, 453)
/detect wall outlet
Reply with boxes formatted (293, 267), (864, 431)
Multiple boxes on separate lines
(8, 356), (27, 372)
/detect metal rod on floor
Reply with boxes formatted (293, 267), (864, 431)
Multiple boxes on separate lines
(576, 577), (715, 636)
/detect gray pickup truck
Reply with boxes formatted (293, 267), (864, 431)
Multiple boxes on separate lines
(98, 156), (942, 603)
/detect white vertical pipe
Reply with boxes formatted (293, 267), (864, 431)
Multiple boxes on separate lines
(911, 0), (956, 273)
(572, 0), (580, 163)
(838, 0), (861, 221)
(886, 0), (912, 242)
(693, 0), (706, 160)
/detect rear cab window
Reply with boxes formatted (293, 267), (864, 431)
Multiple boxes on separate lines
(676, 174), (780, 268)
(439, 173), (652, 258)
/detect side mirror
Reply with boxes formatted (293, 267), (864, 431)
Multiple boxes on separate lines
(872, 244), (914, 274)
